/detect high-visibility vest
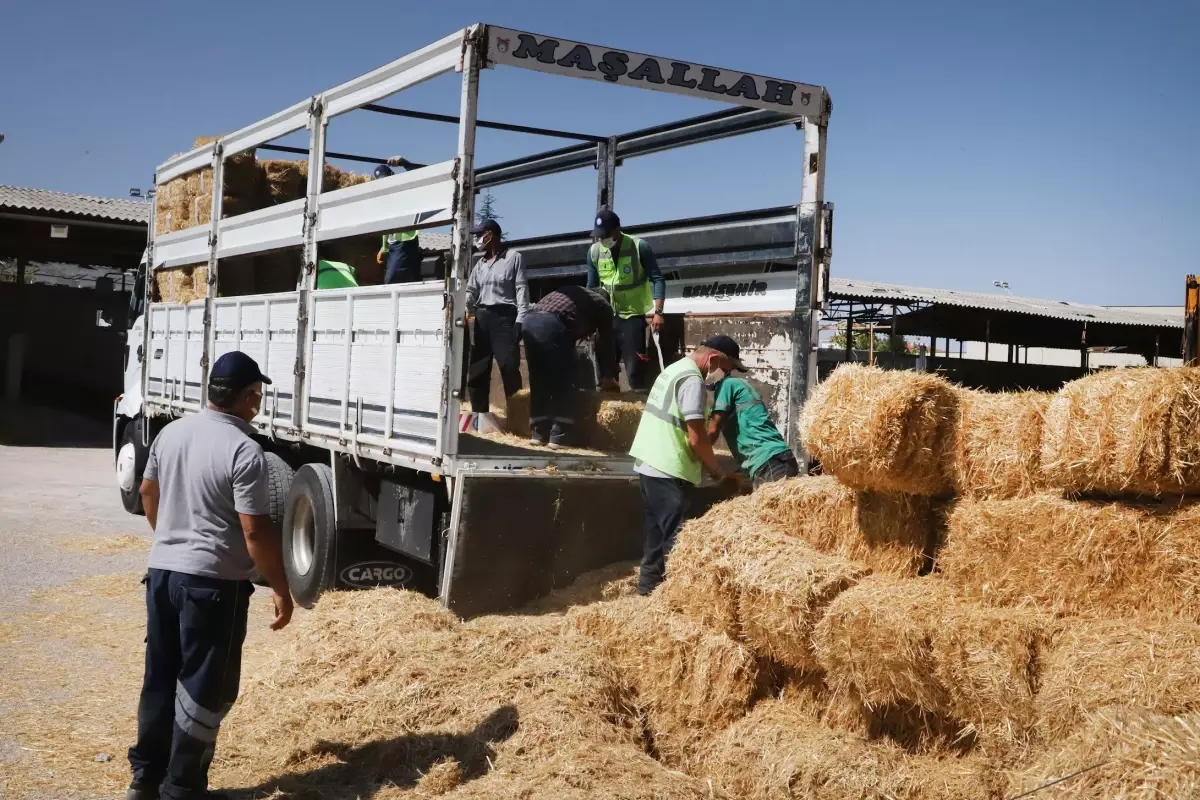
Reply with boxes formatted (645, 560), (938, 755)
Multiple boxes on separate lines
(315, 260), (358, 290)
(382, 230), (419, 248)
(629, 357), (704, 485)
(590, 233), (654, 319)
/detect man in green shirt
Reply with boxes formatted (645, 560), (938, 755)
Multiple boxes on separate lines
(705, 336), (799, 489)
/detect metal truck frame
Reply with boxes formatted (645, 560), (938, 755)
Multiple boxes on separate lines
(114, 24), (831, 616)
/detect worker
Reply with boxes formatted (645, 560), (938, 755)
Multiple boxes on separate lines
(629, 336), (743, 595)
(374, 159), (423, 284)
(315, 259), (359, 289)
(705, 337), (800, 489)
(465, 218), (528, 431)
(126, 351), (292, 800)
(521, 284), (619, 448)
(586, 209), (666, 391)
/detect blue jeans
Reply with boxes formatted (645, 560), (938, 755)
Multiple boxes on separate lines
(384, 238), (423, 284)
(521, 310), (577, 434)
(128, 569), (251, 798)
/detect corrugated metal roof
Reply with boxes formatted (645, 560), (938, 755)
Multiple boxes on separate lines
(0, 185), (151, 224)
(419, 231), (452, 252)
(830, 277), (1182, 329)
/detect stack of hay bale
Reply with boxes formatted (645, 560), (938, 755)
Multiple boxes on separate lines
(642, 362), (1200, 797)
(154, 139), (374, 303)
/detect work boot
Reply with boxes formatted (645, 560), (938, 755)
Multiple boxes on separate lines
(125, 782), (159, 800)
(530, 422), (550, 447)
(548, 423), (574, 450)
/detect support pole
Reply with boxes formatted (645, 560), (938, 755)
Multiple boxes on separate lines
(442, 28), (483, 459)
(5, 258), (27, 401)
(890, 304), (898, 365)
(595, 136), (617, 214)
(985, 319), (991, 361)
(785, 115), (828, 460)
(844, 303), (854, 361)
(1080, 323), (1089, 369)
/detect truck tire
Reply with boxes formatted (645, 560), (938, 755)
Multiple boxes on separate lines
(116, 419), (148, 516)
(282, 462), (337, 609)
(263, 452), (295, 532)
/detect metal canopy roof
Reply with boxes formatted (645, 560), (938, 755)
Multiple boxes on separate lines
(0, 185), (150, 225)
(829, 277), (1182, 358)
(830, 278), (1181, 329)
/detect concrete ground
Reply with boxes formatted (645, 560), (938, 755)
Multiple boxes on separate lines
(0, 404), (271, 798)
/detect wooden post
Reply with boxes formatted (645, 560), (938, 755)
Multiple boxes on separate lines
(844, 303), (854, 361)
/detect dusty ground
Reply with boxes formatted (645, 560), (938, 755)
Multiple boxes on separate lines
(0, 407), (277, 798)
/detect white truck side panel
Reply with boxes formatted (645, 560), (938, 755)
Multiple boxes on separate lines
(154, 226), (209, 268)
(321, 29), (464, 118)
(210, 294), (301, 425)
(146, 301), (205, 413)
(314, 161), (455, 243)
(217, 198), (306, 259)
(304, 285), (445, 460)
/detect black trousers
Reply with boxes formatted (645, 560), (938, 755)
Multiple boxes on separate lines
(752, 450), (801, 490)
(384, 238), (423, 284)
(615, 314), (650, 391)
(128, 569), (251, 798)
(468, 304), (522, 412)
(521, 309), (577, 431)
(638, 474), (693, 596)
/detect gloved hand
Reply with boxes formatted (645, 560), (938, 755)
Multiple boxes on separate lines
(599, 379), (620, 392)
(716, 471), (748, 494)
(386, 155), (407, 168)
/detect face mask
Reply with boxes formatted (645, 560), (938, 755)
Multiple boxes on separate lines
(704, 366), (727, 389)
(600, 236), (617, 249)
(473, 235), (485, 249)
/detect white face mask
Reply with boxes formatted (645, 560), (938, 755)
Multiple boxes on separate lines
(600, 236), (618, 249)
(704, 366), (727, 389)
(473, 235), (486, 249)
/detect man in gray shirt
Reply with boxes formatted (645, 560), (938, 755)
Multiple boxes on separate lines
(464, 218), (529, 430)
(127, 350), (292, 800)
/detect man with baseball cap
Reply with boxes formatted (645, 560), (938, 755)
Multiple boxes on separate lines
(127, 350), (292, 800)
(703, 335), (799, 489)
(586, 209), (666, 391)
(463, 218), (528, 432)
(628, 335), (744, 595)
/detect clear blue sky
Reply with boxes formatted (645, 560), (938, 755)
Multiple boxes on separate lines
(1, 0), (1196, 305)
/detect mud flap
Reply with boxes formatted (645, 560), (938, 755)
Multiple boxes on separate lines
(441, 473), (644, 618)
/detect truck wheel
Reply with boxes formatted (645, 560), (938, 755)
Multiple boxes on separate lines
(116, 419), (148, 516)
(264, 452), (295, 531)
(282, 462), (337, 608)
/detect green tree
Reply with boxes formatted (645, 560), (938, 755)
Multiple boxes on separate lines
(830, 329), (907, 353)
(475, 191), (500, 226)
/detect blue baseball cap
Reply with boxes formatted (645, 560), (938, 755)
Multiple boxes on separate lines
(209, 351), (272, 390)
(592, 209), (620, 237)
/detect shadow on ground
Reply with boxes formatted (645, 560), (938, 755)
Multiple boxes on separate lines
(0, 401), (111, 447)
(226, 706), (519, 800)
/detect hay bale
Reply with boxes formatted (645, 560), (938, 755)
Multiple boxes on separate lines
(752, 475), (937, 577)
(153, 265), (208, 303)
(1035, 618), (1200, 743)
(800, 364), (957, 496)
(953, 389), (1049, 499)
(658, 493), (868, 671)
(1041, 367), (1200, 496)
(814, 576), (1045, 751)
(497, 389), (646, 451)
(261, 158), (307, 204)
(697, 696), (1002, 800)
(939, 494), (1200, 619)
(568, 595), (760, 763)
(1007, 707), (1200, 799)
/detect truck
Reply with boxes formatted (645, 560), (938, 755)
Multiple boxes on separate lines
(112, 24), (833, 616)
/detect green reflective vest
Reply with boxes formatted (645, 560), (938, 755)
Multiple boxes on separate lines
(629, 357), (704, 485)
(382, 230), (419, 248)
(316, 260), (358, 290)
(590, 233), (654, 319)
